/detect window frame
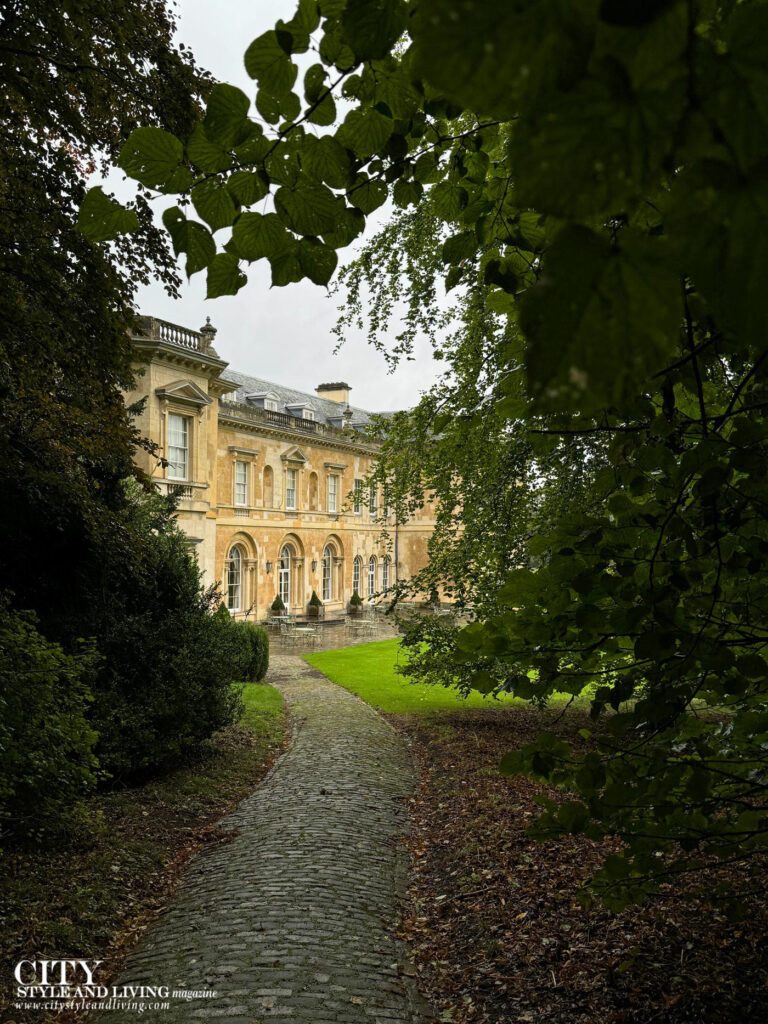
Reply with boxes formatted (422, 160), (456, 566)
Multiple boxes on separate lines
(328, 474), (338, 513)
(227, 545), (243, 612)
(369, 483), (378, 515)
(285, 467), (297, 511)
(279, 545), (292, 607)
(167, 412), (190, 481)
(382, 556), (390, 594)
(322, 544), (333, 601)
(353, 554), (362, 593)
(353, 479), (363, 515)
(368, 555), (376, 597)
(234, 460), (248, 507)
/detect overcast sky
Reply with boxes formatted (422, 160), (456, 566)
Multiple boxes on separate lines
(131, 0), (438, 412)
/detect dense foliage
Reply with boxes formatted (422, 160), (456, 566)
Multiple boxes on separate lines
(0, 599), (98, 841)
(86, 0), (768, 909)
(0, 1), (254, 837)
(91, 485), (247, 779)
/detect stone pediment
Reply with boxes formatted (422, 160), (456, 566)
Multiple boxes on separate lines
(155, 380), (212, 408)
(281, 446), (309, 464)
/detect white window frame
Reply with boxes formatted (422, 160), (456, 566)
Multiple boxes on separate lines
(353, 479), (363, 515)
(322, 545), (333, 602)
(227, 546), (242, 612)
(369, 483), (378, 515)
(234, 461), (248, 506)
(303, 409), (315, 421)
(328, 474), (338, 513)
(368, 555), (376, 597)
(279, 545), (292, 607)
(353, 555), (362, 594)
(286, 467), (297, 510)
(382, 556), (390, 594)
(167, 413), (189, 481)
(265, 398), (278, 412)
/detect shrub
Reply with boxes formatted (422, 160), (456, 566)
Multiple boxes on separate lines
(349, 590), (363, 606)
(214, 600), (232, 621)
(90, 488), (245, 780)
(309, 590), (322, 608)
(271, 593), (285, 612)
(237, 622), (269, 681)
(0, 596), (99, 842)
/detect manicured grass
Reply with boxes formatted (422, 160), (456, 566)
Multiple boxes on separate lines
(305, 638), (528, 714)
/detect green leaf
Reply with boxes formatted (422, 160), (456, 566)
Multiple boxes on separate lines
(206, 253), (247, 298)
(431, 181), (468, 221)
(187, 124), (233, 173)
(297, 237), (338, 286)
(226, 170), (269, 206)
(336, 108), (393, 159)
(321, 205), (365, 248)
(191, 179), (237, 231)
(520, 226), (681, 413)
(118, 126), (183, 188)
(301, 135), (353, 189)
(231, 211), (289, 262)
(162, 208), (216, 276)
(670, 162), (768, 350)
(349, 177), (387, 215)
(244, 30), (298, 94)
(393, 178), (423, 209)
(77, 187), (139, 242)
(274, 182), (341, 235)
(442, 231), (477, 265)
(341, 0), (407, 61)
(269, 245), (303, 286)
(203, 84), (251, 147)
(412, 0), (593, 119)
(307, 91), (337, 126)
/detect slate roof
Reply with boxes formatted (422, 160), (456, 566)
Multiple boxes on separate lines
(219, 368), (376, 427)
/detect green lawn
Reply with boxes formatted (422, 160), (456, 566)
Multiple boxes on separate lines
(304, 638), (527, 714)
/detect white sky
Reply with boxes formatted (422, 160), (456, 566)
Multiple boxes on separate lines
(131, 0), (438, 411)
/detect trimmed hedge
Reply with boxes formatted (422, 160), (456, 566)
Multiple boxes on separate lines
(236, 621), (269, 681)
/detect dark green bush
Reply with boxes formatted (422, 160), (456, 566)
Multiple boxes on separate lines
(237, 622), (269, 681)
(90, 487), (246, 780)
(0, 597), (99, 841)
(349, 590), (362, 606)
(309, 590), (322, 608)
(271, 593), (285, 612)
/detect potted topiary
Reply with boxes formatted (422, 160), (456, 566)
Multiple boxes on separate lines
(307, 590), (324, 618)
(348, 590), (363, 617)
(271, 594), (286, 616)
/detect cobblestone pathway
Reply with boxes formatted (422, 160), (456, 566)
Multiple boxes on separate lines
(105, 655), (431, 1024)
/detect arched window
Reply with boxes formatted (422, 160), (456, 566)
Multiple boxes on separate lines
(382, 556), (390, 594)
(263, 465), (274, 507)
(353, 555), (362, 594)
(279, 544), (292, 607)
(227, 545), (243, 611)
(368, 555), (376, 597)
(322, 544), (333, 601)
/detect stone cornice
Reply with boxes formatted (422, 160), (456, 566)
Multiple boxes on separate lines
(131, 336), (228, 378)
(217, 409), (379, 456)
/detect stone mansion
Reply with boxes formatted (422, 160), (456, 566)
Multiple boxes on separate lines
(128, 315), (435, 620)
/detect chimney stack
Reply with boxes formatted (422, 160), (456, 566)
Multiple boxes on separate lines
(316, 381), (351, 405)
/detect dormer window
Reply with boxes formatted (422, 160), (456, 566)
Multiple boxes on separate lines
(245, 391), (281, 412)
(286, 402), (317, 421)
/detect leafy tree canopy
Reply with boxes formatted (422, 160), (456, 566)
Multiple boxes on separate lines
(86, 0), (768, 910)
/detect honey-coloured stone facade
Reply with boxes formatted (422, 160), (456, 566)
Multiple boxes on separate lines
(127, 316), (435, 619)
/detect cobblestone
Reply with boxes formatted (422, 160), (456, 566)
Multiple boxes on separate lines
(104, 655), (431, 1023)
